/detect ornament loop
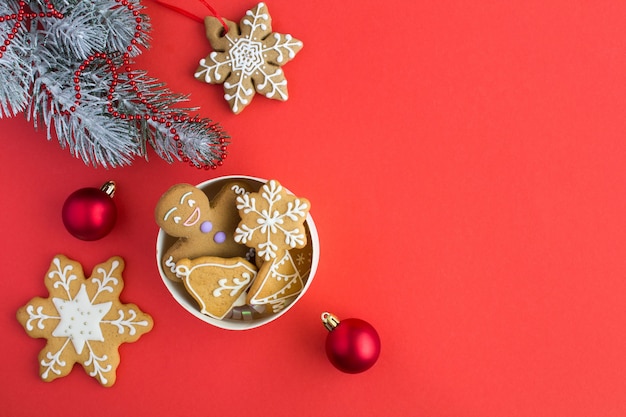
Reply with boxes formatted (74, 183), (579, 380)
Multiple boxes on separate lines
(197, 0), (229, 34)
(321, 312), (340, 331)
(148, 0), (229, 34)
(100, 181), (116, 198)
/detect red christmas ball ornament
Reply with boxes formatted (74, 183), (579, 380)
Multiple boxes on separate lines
(62, 181), (117, 241)
(322, 312), (381, 374)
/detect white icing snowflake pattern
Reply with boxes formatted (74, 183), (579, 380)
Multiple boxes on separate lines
(51, 284), (112, 355)
(235, 180), (309, 261)
(194, 2), (303, 114)
(17, 255), (153, 387)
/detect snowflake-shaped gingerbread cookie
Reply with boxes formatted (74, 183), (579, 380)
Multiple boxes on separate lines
(194, 2), (303, 114)
(16, 255), (153, 387)
(235, 179), (310, 261)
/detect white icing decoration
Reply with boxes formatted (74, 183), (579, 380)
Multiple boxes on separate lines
(48, 257), (77, 299)
(235, 180), (308, 260)
(91, 260), (120, 302)
(230, 38), (264, 75)
(231, 184), (248, 195)
(249, 251), (304, 305)
(165, 192), (199, 224)
(25, 305), (58, 331)
(213, 272), (252, 297)
(194, 3), (302, 113)
(178, 260), (257, 319)
(179, 191), (193, 204)
(41, 339), (69, 380)
(52, 284), (112, 355)
(84, 341), (112, 385)
(270, 298), (292, 313)
(163, 207), (177, 221)
(104, 309), (150, 335)
(165, 256), (177, 273)
(174, 263), (191, 279)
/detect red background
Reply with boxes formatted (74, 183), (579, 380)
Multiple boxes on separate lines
(2, 1), (626, 416)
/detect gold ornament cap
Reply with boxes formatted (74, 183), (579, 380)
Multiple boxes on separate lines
(321, 312), (341, 331)
(100, 181), (116, 198)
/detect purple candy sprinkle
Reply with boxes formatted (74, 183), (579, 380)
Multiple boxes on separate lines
(200, 221), (213, 233)
(213, 231), (226, 243)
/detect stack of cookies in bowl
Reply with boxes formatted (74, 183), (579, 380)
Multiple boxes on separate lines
(155, 176), (319, 330)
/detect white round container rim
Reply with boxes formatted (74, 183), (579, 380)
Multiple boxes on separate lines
(155, 175), (320, 330)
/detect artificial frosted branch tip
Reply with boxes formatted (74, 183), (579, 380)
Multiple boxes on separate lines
(0, 0), (229, 169)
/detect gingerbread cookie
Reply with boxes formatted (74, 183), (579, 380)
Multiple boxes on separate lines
(247, 227), (314, 310)
(175, 256), (257, 320)
(194, 2), (303, 114)
(247, 250), (303, 308)
(155, 181), (253, 281)
(235, 179), (310, 310)
(235, 179), (310, 261)
(16, 255), (153, 387)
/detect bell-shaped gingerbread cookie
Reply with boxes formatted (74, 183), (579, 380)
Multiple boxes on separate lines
(175, 256), (257, 320)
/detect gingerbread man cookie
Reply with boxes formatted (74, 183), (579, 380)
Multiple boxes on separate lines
(155, 181), (253, 281)
(194, 2), (303, 114)
(16, 255), (153, 387)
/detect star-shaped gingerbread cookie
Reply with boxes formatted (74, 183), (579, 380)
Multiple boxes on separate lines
(194, 2), (303, 114)
(16, 255), (153, 387)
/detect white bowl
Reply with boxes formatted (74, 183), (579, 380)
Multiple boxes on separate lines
(156, 175), (320, 330)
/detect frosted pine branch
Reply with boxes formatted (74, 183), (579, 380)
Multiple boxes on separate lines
(0, 0), (229, 169)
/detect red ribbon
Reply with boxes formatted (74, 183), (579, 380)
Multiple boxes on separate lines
(197, 0), (229, 33)
(148, 0), (229, 34)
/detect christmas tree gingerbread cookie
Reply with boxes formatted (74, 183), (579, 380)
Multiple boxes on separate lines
(155, 181), (253, 281)
(194, 2), (303, 114)
(16, 255), (153, 387)
(247, 249), (304, 312)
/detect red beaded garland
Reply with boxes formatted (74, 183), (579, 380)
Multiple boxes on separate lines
(0, 0), (62, 58)
(4, 0), (229, 169)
